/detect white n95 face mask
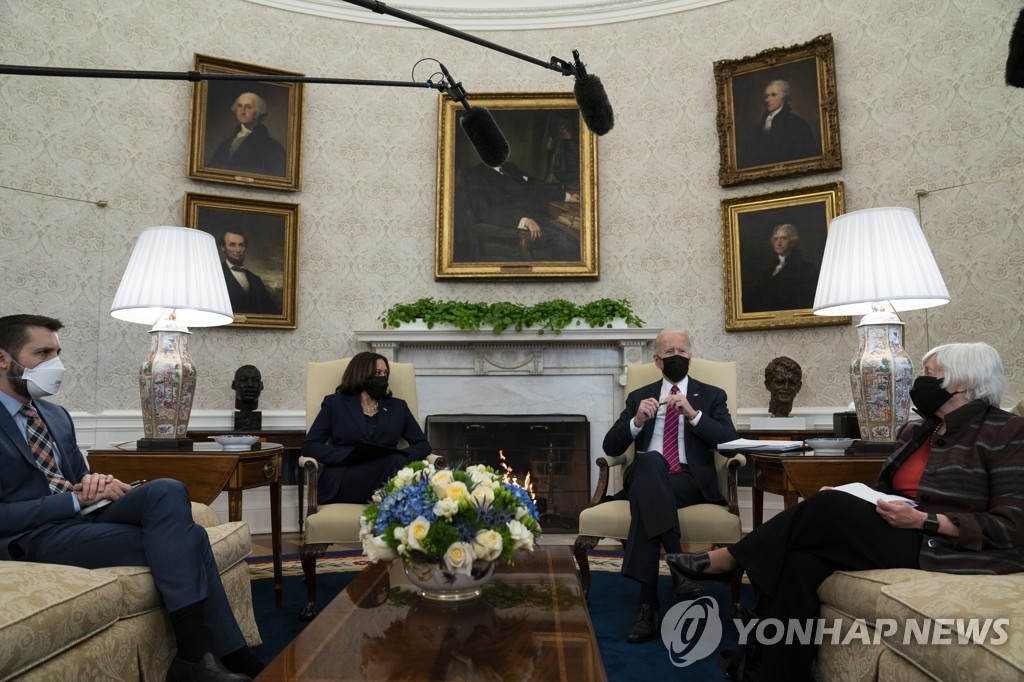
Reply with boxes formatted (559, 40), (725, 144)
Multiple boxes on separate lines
(17, 356), (66, 398)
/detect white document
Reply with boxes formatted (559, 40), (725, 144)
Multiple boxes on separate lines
(717, 438), (805, 452)
(831, 482), (917, 507)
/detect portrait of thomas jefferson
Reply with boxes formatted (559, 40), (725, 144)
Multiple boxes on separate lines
(738, 202), (828, 314)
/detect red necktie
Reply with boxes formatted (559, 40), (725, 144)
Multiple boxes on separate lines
(662, 385), (682, 474)
(19, 404), (74, 494)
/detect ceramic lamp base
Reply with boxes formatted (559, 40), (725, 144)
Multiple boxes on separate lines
(850, 312), (913, 442)
(139, 316), (197, 444)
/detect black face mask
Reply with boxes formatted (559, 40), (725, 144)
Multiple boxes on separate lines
(910, 375), (955, 419)
(365, 376), (389, 400)
(661, 355), (690, 384)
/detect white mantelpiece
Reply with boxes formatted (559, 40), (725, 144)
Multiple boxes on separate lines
(356, 327), (662, 496)
(356, 327), (661, 383)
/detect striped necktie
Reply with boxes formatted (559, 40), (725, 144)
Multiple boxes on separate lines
(19, 404), (74, 494)
(662, 385), (682, 474)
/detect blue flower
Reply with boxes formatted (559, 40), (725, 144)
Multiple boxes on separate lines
(504, 483), (540, 520)
(375, 480), (437, 534)
(361, 462), (542, 566)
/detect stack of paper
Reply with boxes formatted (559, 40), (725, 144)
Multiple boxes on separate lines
(717, 438), (805, 452)
(831, 482), (917, 506)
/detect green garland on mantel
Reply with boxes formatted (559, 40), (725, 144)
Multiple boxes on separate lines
(379, 297), (645, 335)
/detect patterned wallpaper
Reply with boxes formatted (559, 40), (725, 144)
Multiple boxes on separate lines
(1, 0), (1021, 418)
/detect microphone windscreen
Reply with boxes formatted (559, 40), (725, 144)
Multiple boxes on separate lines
(574, 74), (614, 136)
(1008, 8), (1024, 87)
(459, 106), (510, 167)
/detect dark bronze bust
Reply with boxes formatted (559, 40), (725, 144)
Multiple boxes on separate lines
(232, 365), (263, 430)
(764, 356), (802, 418)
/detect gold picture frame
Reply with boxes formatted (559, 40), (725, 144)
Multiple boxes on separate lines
(184, 192), (299, 329)
(714, 34), (841, 187)
(435, 92), (599, 280)
(721, 181), (850, 332)
(187, 54), (304, 191)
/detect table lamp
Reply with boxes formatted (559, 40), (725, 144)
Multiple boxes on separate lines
(110, 226), (234, 449)
(812, 207), (950, 443)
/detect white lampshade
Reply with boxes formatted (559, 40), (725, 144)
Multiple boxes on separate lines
(812, 207), (950, 317)
(110, 226), (233, 327)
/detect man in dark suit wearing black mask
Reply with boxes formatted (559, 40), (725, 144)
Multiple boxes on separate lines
(602, 330), (739, 643)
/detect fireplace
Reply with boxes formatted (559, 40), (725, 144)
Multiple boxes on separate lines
(426, 414), (590, 533)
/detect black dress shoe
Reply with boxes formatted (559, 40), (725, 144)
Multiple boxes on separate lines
(626, 603), (661, 643)
(167, 652), (252, 682)
(665, 552), (740, 584)
(668, 561), (704, 600)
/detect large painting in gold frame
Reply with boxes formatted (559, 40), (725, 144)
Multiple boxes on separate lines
(721, 181), (850, 332)
(714, 34), (841, 187)
(184, 192), (299, 330)
(435, 92), (599, 280)
(187, 53), (304, 191)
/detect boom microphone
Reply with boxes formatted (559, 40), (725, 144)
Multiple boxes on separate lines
(437, 62), (510, 166)
(1008, 8), (1024, 88)
(571, 50), (614, 136)
(460, 106), (511, 167)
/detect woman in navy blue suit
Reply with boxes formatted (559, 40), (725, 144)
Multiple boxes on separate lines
(303, 352), (431, 505)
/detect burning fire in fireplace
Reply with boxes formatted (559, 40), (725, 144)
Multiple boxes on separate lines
(498, 449), (535, 503)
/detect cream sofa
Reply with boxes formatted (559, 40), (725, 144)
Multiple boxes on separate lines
(815, 569), (1024, 680)
(0, 503), (261, 681)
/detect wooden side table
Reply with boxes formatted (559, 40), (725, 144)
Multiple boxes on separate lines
(87, 442), (285, 607)
(189, 429), (307, 530)
(732, 429), (835, 487)
(748, 451), (889, 527)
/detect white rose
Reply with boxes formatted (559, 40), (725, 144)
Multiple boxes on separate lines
(392, 466), (417, 488)
(445, 481), (470, 503)
(393, 526), (409, 554)
(514, 505), (528, 520)
(433, 497), (459, 519)
(431, 469), (454, 497)
(443, 541), (475, 576)
(406, 516), (431, 552)
(466, 464), (497, 487)
(362, 534), (397, 563)
(507, 519), (535, 551)
(473, 529), (503, 561)
(470, 484), (495, 508)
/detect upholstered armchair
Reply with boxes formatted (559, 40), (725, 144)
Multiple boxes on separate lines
(298, 358), (436, 619)
(573, 359), (746, 612)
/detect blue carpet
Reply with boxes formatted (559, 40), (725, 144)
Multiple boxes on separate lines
(248, 552), (753, 680)
(249, 568), (357, 664)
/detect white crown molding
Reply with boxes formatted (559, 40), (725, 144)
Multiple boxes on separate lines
(241, 0), (732, 30)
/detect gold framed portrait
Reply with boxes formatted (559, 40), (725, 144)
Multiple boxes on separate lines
(187, 54), (304, 191)
(714, 34), (842, 187)
(184, 192), (299, 329)
(435, 92), (599, 280)
(721, 181), (850, 332)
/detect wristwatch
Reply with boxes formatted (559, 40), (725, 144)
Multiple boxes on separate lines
(922, 513), (940, 536)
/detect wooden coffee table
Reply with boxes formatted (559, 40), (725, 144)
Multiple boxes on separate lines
(256, 545), (607, 681)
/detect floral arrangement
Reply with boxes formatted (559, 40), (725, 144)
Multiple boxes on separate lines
(360, 461), (542, 574)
